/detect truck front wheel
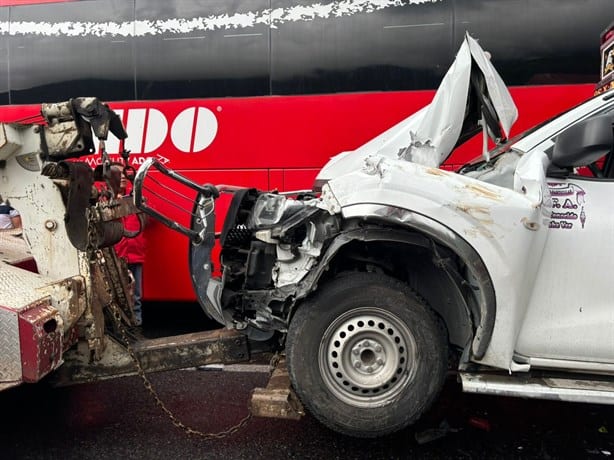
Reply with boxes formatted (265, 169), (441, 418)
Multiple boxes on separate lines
(287, 272), (448, 437)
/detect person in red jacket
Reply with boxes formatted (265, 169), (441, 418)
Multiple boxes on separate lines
(115, 171), (147, 326)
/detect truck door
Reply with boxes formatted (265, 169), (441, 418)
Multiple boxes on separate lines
(515, 113), (614, 365)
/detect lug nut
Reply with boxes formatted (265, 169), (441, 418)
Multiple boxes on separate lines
(366, 366), (373, 373)
(375, 346), (382, 352)
(354, 362), (361, 369)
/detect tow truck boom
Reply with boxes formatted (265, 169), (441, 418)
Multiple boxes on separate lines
(0, 98), (137, 389)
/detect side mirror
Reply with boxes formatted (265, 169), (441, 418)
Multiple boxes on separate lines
(551, 114), (613, 170)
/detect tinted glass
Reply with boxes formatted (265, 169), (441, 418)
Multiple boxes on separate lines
(455, 0), (612, 86)
(271, 0), (453, 95)
(135, 0), (270, 100)
(0, 8), (8, 105)
(8, 0), (134, 104)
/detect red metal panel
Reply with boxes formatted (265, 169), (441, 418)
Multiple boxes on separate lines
(283, 169), (320, 192)
(0, 85), (595, 172)
(268, 169), (284, 191)
(18, 300), (63, 383)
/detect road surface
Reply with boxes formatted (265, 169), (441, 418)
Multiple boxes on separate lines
(2, 302), (613, 459)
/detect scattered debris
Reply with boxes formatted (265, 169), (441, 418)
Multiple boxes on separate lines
(415, 420), (453, 444)
(468, 416), (492, 432)
(587, 449), (612, 456)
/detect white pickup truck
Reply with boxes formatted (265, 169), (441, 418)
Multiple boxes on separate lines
(135, 33), (614, 438)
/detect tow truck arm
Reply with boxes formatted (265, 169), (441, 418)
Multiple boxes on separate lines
(0, 98), (140, 390)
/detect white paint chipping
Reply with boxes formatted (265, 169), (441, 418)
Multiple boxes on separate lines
(0, 0), (442, 38)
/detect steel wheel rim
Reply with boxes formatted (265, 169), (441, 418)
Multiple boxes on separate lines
(318, 306), (417, 407)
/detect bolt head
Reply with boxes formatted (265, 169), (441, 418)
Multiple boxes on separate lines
(354, 362), (361, 369)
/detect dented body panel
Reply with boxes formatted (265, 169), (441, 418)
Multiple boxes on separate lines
(18, 300), (64, 383)
(325, 156), (549, 369)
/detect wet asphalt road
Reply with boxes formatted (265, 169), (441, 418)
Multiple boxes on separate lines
(2, 368), (614, 460)
(2, 303), (614, 459)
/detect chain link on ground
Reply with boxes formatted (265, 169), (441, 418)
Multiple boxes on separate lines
(88, 173), (270, 440)
(107, 301), (280, 440)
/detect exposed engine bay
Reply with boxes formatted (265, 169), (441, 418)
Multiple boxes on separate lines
(214, 189), (339, 338)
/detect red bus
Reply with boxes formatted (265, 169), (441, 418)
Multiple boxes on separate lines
(0, 0), (609, 302)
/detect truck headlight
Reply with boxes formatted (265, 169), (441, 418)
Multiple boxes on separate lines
(250, 193), (287, 227)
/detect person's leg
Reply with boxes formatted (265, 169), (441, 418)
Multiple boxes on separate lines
(128, 263), (143, 326)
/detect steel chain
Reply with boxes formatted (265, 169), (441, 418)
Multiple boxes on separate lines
(85, 207), (98, 258)
(88, 191), (275, 440)
(105, 301), (281, 440)
(87, 184), (242, 438)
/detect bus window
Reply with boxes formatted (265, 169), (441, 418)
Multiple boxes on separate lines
(0, 7), (8, 105)
(456, 0), (605, 86)
(270, 0), (452, 95)
(8, 0), (135, 104)
(135, 0), (270, 100)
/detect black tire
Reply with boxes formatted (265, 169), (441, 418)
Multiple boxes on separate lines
(287, 272), (448, 438)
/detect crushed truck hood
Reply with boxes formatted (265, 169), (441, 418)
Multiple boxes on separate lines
(316, 34), (517, 182)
